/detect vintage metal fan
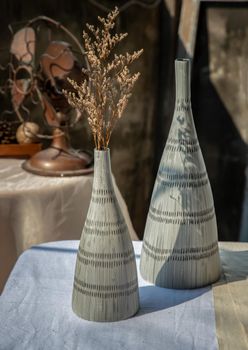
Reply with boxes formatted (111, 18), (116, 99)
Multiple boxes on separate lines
(3, 17), (93, 176)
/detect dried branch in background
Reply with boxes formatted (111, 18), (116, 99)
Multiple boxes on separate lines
(88, 0), (161, 13)
(63, 7), (143, 150)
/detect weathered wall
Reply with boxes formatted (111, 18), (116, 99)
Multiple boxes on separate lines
(192, 4), (248, 241)
(156, 2), (248, 241)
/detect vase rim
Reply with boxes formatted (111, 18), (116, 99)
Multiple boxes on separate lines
(176, 58), (190, 62)
(94, 148), (110, 154)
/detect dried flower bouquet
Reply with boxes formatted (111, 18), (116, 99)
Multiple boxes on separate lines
(63, 7), (143, 150)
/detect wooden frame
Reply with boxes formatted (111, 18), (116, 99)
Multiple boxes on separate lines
(177, 0), (248, 59)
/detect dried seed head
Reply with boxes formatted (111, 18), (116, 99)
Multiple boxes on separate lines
(63, 7), (143, 150)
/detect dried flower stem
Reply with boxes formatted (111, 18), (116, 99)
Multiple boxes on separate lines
(63, 7), (143, 150)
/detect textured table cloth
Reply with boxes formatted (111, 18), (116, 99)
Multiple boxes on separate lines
(0, 159), (137, 292)
(1, 241), (247, 350)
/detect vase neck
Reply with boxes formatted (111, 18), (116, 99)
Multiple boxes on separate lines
(175, 59), (191, 101)
(93, 149), (113, 190)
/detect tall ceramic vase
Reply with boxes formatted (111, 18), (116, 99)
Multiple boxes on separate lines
(140, 59), (221, 289)
(72, 148), (139, 321)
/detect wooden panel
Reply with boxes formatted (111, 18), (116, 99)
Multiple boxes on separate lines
(214, 242), (248, 349)
(177, 0), (200, 58)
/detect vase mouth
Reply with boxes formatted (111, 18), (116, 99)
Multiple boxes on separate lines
(94, 148), (110, 159)
(176, 58), (190, 63)
(94, 148), (110, 152)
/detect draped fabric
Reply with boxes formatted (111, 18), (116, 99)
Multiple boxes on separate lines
(1, 240), (248, 349)
(0, 241), (218, 350)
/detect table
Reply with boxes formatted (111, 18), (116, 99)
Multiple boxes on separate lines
(0, 241), (247, 350)
(0, 159), (137, 292)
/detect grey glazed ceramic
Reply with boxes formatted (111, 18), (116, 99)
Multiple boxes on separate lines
(140, 59), (221, 289)
(72, 149), (139, 321)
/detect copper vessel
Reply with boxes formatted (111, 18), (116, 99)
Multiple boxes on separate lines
(23, 128), (93, 176)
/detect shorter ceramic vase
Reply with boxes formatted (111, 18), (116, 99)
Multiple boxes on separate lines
(72, 148), (139, 321)
(140, 58), (221, 289)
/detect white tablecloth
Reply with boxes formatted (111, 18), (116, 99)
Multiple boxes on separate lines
(0, 241), (218, 350)
(0, 159), (137, 292)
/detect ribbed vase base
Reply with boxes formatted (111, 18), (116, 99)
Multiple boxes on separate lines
(140, 270), (221, 289)
(72, 298), (139, 322)
(140, 254), (221, 289)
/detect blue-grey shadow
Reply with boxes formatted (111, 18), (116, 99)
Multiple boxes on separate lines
(217, 249), (248, 284)
(136, 285), (210, 317)
(30, 245), (78, 254)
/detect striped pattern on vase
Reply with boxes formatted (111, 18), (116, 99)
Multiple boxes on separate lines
(72, 148), (139, 321)
(140, 59), (221, 289)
